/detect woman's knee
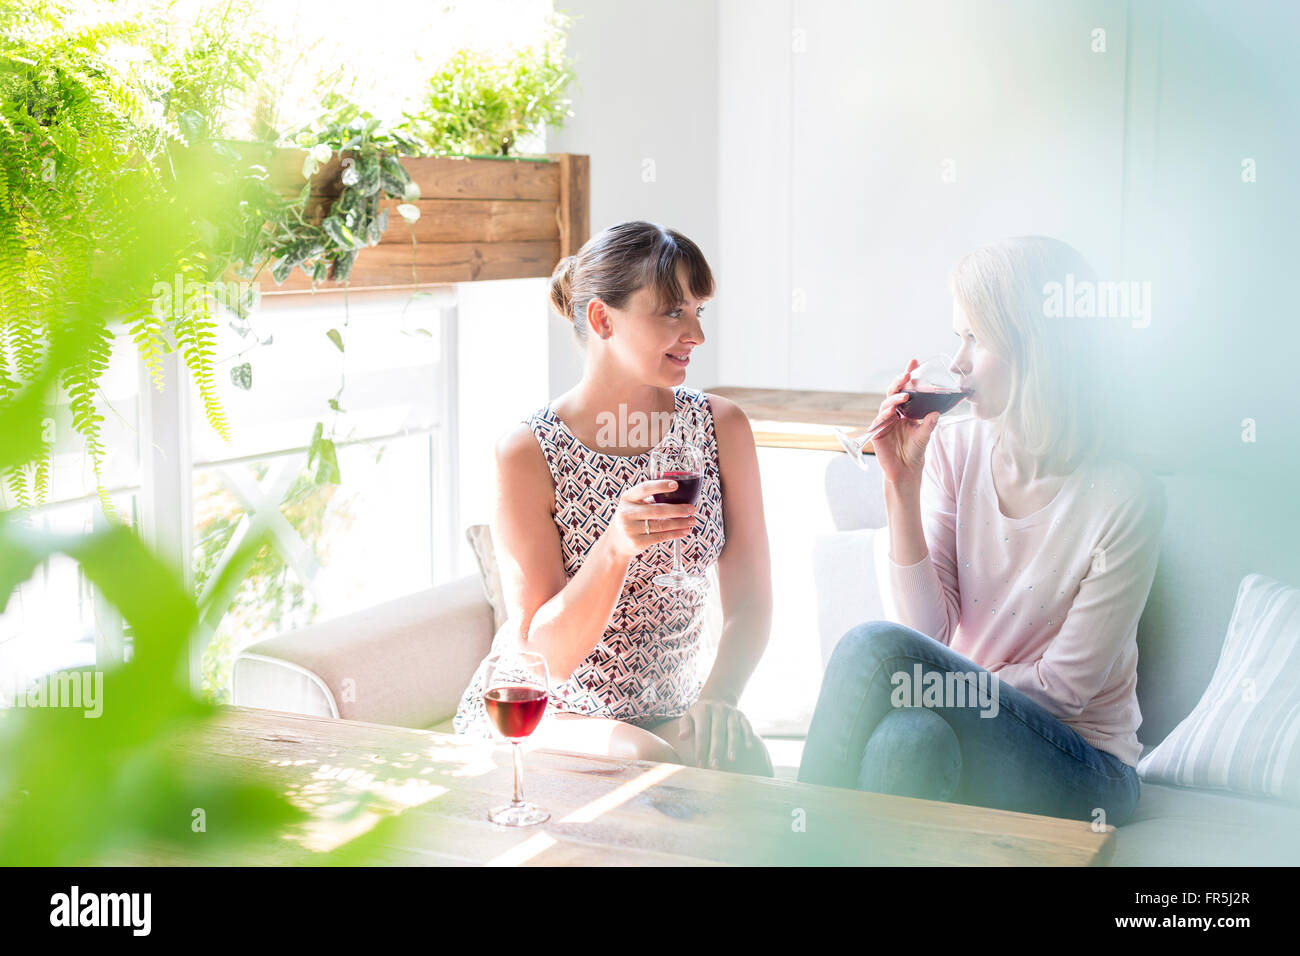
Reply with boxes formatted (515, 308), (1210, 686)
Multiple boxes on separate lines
(829, 620), (931, 671)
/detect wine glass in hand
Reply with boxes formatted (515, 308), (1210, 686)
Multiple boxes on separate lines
(649, 436), (706, 591)
(483, 651), (550, 827)
(835, 354), (970, 471)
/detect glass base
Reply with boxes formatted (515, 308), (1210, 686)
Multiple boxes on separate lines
(654, 570), (707, 591)
(834, 427), (871, 471)
(488, 801), (550, 827)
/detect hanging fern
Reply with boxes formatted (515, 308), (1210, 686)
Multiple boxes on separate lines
(174, 301), (230, 443)
(0, 0), (269, 514)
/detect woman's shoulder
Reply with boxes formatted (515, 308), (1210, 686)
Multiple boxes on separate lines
(1079, 453), (1168, 530)
(495, 419), (550, 475)
(696, 390), (754, 451)
(696, 389), (743, 426)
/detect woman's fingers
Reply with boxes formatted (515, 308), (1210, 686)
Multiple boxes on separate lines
(886, 359), (919, 395)
(622, 501), (696, 521)
(639, 527), (692, 545)
(624, 515), (696, 539)
(878, 392), (911, 417)
(692, 707), (712, 767)
(624, 509), (696, 528)
(709, 706), (728, 768)
(867, 394), (911, 433)
(878, 393), (910, 420)
(902, 413), (941, 458)
(621, 479), (679, 502)
(726, 709), (740, 763)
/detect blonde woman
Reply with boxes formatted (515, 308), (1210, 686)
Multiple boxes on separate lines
(798, 236), (1165, 826)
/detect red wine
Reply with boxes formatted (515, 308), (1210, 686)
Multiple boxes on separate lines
(483, 685), (547, 738)
(651, 470), (702, 505)
(899, 388), (971, 419)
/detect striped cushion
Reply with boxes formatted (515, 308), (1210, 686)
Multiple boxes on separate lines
(1137, 573), (1300, 803)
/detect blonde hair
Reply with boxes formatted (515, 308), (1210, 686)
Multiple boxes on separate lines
(948, 236), (1123, 474)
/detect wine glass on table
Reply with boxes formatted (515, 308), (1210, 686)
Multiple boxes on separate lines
(483, 651), (551, 827)
(834, 354), (971, 471)
(649, 436), (706, 591)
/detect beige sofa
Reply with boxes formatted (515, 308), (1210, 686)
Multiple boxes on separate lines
(232, 556), (721, 735)
(232, 573), (494, 734)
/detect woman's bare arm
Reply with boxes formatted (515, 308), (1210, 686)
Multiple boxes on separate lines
(490, 424), (692, 681)
(698, 395), (772, 706)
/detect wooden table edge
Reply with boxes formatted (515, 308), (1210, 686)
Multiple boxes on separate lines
(215, 707), (1118, 866)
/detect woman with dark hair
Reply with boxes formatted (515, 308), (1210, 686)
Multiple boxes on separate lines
(454, 220), (774, 775)
(799, 236), (1165, 825)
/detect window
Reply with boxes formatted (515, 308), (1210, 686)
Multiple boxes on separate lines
(0, 331), (142, 702)
(192, 290), (459, 701)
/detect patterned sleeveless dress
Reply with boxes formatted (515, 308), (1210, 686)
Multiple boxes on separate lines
(452, 386), (726, 736)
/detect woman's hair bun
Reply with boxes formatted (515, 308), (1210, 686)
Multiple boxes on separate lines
(549, 255), (577, 323)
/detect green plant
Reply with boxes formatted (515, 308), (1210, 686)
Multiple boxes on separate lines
(399, 14), (575, 156)
(3, 3), (580, 514)
(260, 87), (420, 287)
(0, 0), (274, 511)
(0, 106), (408, 865)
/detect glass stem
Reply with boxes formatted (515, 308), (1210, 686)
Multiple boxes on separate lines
(672, 538), (684, 574)
(511, 740), (524, 807)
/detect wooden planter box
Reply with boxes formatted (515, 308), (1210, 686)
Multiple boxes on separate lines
(255, 149), (589, 295)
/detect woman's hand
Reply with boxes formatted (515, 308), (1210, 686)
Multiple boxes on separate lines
(678, 697), (760, 769)
(605, 478), (697, 562)
(871, 358), (941, 489)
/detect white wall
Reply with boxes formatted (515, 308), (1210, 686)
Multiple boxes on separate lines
(546, 0), (721, 395)
(720, 0), (1131, 392)
(1116, 0), (1300, 476)
(715, 0), (1300, 480)
(455, 277), (551, 570)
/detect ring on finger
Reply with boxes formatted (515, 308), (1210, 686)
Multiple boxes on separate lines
(644, 518), (650, 535)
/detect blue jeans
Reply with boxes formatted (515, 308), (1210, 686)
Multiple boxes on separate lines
(798, 621), (1141, 827)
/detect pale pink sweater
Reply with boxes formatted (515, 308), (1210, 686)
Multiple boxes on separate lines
(886, 416), (1166, 766)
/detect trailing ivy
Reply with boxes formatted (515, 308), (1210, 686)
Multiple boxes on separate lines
(250, 88), (421, 289)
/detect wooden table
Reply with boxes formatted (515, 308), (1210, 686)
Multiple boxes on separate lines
(120, 708), (1115, 866)
(707, 386), (886, 453)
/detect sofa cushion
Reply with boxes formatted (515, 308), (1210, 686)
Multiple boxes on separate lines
(428, 716), (457, 734)
(813, 527), (891, 667)
(1111, 781), (1300, 865)
(1138, 573), (1300, 802)
(824, 453), (888, 532)
(1134, 473), (1300, 750)
(465, 524), (508, 633)
(232, 573), (495, 728)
